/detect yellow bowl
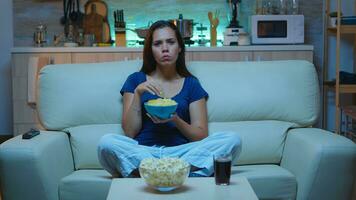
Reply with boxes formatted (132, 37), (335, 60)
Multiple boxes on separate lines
(144, 98), (178, 119)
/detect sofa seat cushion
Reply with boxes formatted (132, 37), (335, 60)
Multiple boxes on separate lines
(59, 170), (112, 200)
(59, 165), (296, 200)
(67, 121), (294, 170)
(232, 165), (297, 200)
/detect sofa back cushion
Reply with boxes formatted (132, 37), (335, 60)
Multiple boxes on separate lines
(209, 120), (294, 165)
(38, 60), (319, 130)
(38, 60), (141, 130)
(188, 60), (319, 127)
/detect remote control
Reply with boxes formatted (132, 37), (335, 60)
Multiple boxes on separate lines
(22, 128), (40, 139)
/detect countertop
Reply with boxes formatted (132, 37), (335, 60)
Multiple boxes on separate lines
(12, 45), (314, 53)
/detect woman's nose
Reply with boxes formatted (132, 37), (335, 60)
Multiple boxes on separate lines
(161, 42), (168, 52)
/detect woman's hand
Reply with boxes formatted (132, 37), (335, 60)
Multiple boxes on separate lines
(146, 113), (178, 124)
(134, 80), (162, 96)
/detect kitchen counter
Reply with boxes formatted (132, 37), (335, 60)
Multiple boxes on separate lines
(12, 45), (313, 53)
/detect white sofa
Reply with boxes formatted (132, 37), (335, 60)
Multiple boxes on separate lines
(0, 60), (355, 200)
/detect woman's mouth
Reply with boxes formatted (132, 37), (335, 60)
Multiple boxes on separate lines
(161, 55), (171, 61)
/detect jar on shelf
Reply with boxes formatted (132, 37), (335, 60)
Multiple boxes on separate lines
(279, 0), (287, 15)
(291, 0), (299, 14)
(263, 0), (281, 15)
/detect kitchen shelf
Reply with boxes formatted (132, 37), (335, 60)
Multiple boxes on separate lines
(324, 81), (356, 93)
(340, 105), (356, 142)
(322, 0), (356, 133)
(327, 25), (356, 34)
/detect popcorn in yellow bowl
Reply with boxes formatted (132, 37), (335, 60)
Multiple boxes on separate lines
(144, 98), (178, 119)
(146, 98), (177, 106)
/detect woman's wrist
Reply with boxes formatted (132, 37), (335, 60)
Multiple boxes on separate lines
(134, 89), (141, 96)
(171, 114), (180, 123)
(131, 105), (142, 112)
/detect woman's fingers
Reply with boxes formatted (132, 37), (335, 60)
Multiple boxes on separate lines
(148, 82), (162, 95)
(145, 84), (160, 95)
(140, 81), (160, 96)
(146, 113), (158, 123)
(146, 113), (171, 124)
(144, 84), (156, 95)
(136, 80), (161, 96)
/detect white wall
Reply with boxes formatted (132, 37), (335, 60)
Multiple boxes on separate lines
(0, 0), (13, 135)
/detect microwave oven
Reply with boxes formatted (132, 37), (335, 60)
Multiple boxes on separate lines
(251, 15), (304, 44)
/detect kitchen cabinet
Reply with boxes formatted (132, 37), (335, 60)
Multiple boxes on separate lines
(71, 53), (132, 63)
(192, 51), (252, 61)
(253, 51), (313, 63)
(131, 52), (193, 62)
(11, 45), (313, 135)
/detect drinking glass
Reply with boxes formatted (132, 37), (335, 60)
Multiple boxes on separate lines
(214, 153), (232, 185)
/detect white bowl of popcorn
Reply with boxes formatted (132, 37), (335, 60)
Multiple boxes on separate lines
(139, 157), (190, 192)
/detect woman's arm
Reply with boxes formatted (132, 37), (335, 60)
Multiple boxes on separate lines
(173, 98), (208, 141)
(122, 80), (162, 138)
(121, 91), (143, 138)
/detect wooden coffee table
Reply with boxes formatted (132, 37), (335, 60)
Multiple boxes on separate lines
(106, 176), (258, 200)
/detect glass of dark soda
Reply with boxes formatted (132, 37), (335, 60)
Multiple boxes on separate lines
(214, 153), (232, 185)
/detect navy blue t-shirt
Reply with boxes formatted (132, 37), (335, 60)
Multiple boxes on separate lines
(120, 72), (208, 147)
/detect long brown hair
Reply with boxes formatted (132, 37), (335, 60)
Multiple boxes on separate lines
(140, 20), (192, 77)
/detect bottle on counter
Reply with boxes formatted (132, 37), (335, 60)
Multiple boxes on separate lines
(114, 9), (126, 47)
(77, 29), (84, 46)
(33, 23), (48, 47)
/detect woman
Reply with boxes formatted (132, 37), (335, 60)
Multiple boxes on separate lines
(97, 20), (241, 177)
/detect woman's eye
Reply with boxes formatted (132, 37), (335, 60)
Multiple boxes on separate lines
(153, 42), (161, 46)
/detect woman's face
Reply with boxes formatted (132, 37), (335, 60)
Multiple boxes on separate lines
(151, 27), (181, 68)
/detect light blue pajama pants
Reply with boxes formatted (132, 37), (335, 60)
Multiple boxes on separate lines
(97, 132), (242, 177)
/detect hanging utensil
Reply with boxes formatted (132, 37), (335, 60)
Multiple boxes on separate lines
(75, 0), (84, 27)
(69, 0), (77, 22)
(60, 0), (71, 25)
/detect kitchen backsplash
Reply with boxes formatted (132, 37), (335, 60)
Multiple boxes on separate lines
(13, 0), (255, 46)
(13, 0), (322, 65)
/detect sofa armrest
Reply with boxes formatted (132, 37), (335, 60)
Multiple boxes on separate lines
(0, 131), (74, 200)
(281, 128), (356, 200)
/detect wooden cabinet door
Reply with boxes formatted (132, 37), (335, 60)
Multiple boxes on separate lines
(253, 51), (313, 62)
(131, 52), (192, 62)
(191, 51), (252, 61)
(131, 52), (142, 60)
(71, 53), (132, 63)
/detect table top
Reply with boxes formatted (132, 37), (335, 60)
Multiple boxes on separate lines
(106, 176), (258, 200)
